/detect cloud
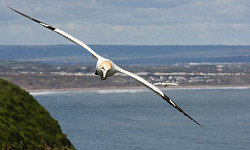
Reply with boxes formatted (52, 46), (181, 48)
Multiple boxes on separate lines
(1, 0), (250, 45)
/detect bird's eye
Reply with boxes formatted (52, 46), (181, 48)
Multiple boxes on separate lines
(102, 67), (105, 70)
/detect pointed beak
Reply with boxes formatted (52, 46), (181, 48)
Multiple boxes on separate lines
(102, 70), (107, 80)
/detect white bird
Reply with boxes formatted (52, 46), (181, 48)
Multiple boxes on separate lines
(8, 7), (203, 127)
(153, 82), (179, 87)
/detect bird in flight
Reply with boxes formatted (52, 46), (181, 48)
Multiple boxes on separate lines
(153, 82), (179, 87)
(8, 6), (203, 127)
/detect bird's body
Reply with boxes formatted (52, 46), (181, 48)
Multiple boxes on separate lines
(8, 6), (203, 128)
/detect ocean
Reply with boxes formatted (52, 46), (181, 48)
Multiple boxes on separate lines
(32, 87), (250, 150)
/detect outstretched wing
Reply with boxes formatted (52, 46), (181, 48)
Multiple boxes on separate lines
(8, 6), (203, 128)
(8, 6), (101, 60)
(116, 65), (203, 128)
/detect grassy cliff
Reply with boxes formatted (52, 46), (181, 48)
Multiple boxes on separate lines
(0, 79), (75, 149)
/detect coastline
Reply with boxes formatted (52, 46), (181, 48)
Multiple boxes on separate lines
(27, 85), (250, 94)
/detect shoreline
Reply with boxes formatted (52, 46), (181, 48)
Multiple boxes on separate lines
(27, 85), (250, 93)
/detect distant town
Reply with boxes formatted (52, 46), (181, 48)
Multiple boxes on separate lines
(0, 60), (249, 90)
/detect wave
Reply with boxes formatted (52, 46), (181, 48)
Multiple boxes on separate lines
(97, 89), (147, 94)
(30, 86), (250, 96)
(30, 91), (67, 96)
(164, 86), (250, 91)
(30, 89), (147, 96)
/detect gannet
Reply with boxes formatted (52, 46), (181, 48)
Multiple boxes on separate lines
(8, 7), (203, 127)
(153, 82), (179, 87)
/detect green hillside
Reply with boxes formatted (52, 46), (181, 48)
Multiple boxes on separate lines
(0, 79), (75, 149)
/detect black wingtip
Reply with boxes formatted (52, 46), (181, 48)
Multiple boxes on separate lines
(7, 6), (56, 31)
(7, 6), (14, 11)
(162, 94), (204, 128)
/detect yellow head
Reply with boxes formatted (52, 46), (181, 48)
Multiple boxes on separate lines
(100, 61), (112, 80)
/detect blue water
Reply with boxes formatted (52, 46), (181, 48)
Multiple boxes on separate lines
(32, 88), (250, 150)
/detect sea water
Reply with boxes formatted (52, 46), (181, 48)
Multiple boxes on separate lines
(32, 87), (250, 150)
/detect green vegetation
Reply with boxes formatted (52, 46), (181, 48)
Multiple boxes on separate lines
(0, 79), (75, 150)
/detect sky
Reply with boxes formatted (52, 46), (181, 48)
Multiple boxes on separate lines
(1, 0), (250, 45)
